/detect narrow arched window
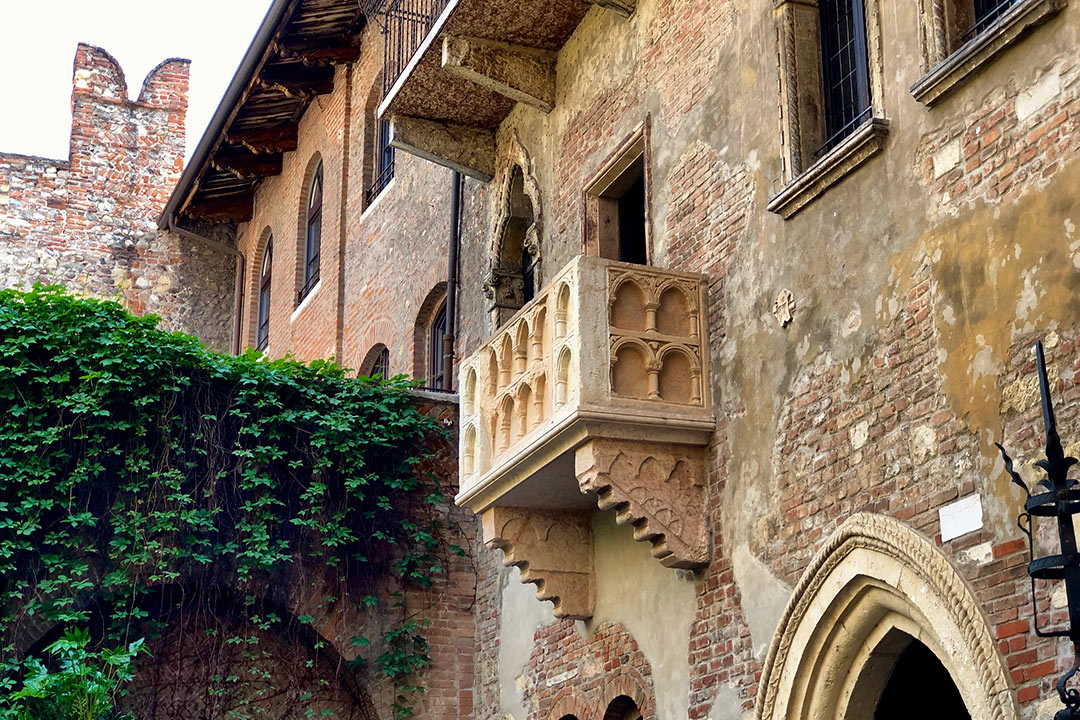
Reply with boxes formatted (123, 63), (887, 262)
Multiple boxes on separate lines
(300, 163), (323, 302)
(428, 299), (449, 390)
(256, 237), (273, 351)
(372, 345), (390, 380)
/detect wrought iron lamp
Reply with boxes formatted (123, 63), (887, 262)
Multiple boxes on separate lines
(998, 340), (1080, 720)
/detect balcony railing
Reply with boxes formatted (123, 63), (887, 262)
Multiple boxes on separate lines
(457, 255), (714, 507)
(380, 0), (450, 97)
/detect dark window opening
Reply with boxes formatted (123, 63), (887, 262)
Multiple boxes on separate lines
(617, 171), (648, 265)
(584, 133), (650, 265)
(256, 237), (273, 351)
(371, 345), (390, 380)
(603, 696), (642, 720)
(428, 300), (449, 390)
(816, 0), (872, 158)
(299, 163), (323, 303)
(874, 640), (970, 720)
(366, 118), (395, 206)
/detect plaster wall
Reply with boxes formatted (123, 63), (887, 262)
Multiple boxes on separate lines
(451, 0), (1080, 716)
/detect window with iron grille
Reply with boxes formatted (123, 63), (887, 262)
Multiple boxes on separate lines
(910, 0), (1061, 107)
(428, 300), (449, 391)
(299, 163), (322, 303)
(816, 0), (872, 157)
(372, 345), (390, 380)
(366, 119), (395, 205)
(966, 0), (1019, 40)
(256, 237), (273, 351)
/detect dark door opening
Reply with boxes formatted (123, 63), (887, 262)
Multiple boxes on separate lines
(617, 172), (648, 265)
(874, 640), (969, 720)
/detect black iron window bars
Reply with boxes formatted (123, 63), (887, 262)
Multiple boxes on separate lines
(814, 0), (873, 159)
(961, 0), (1020, 43)
(381, 0), (451, 97)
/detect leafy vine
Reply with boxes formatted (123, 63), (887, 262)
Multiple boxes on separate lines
(0, 286), (454, 719)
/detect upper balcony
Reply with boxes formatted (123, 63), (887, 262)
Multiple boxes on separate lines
(373, 0), (635, 181)
(456, 255), (714, 619)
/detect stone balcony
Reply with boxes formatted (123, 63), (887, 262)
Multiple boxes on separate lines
(377, 0), (635, 182)
(456, 256), (714, 619)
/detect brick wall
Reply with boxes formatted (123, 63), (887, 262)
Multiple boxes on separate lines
(0, 44), (234, 350)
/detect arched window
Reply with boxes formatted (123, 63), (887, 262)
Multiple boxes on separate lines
(428, 299), (449, 390)
(256, 236), (273, 351)
(360, 343), (390, 380)
(603, 696), (641, 720)
(299, 162), (323, 303)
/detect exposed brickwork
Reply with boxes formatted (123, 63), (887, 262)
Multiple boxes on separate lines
(0, 44), (233, 349)
(918, 56), (1080, 209)
(521, 621), (656, 720)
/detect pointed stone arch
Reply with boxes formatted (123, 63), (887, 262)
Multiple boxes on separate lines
(484, 132), (543, 328)
(755, 513), (1017, 720)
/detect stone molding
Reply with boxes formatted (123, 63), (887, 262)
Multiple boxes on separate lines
(576, 439), (708, 569)
(911, 0), (1066, 106)
(754, 513), (1018, 720)
(766, 118), (889, 219)
(482, 507), (595, 619)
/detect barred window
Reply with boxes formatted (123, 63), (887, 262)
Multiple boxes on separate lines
(817, 0), (872, 157)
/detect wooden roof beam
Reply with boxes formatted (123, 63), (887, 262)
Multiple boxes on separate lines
(211, 146), (285, 179)
(257, 63), (336, 98)
(225, 124), (300, 154)
(183, 192), (255, 223)
(276, 34), (364, 65)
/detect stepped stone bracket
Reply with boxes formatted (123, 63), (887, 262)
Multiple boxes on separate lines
(482, 507), (595, 619)
(442, 36), (557, 113)
(389, 114), (496, 182)
(576, 439), (708, 569)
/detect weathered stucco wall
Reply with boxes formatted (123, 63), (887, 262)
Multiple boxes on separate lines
(0, 44), (234, 350)
(451, 0), (1080, 717)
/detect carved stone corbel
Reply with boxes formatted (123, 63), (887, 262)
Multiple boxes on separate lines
(576, 439), (708, 569)
(482, 507), (595, 619)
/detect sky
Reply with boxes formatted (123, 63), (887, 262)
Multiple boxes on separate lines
(1, 0), (272, 163)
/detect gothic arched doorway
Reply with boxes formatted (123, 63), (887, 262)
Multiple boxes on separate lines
(754, 513), (1015, 720)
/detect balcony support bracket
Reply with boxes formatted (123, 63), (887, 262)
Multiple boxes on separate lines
(482, 507), (595, 620)
(576, 438), (709, 569)
(389, 114), (495, 182)
(442, 36), (557, 113)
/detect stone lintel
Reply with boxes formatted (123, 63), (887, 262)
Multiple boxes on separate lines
(482, 507), (595, 620)
(586, 0), (637, 16)
(576, 438), (709, 569)
(389, 114), (495, 183)
(442, 35), (557, 113)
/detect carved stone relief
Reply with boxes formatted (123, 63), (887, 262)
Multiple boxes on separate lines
(608, 267), (704, 405)
(755, 513), (1019, 720)
(482, 507), (595, 620)
(576, 439), (708, 569)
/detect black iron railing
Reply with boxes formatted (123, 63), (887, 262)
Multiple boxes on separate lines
(381, 0), (451, 96)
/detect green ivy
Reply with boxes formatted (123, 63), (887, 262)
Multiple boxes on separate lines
(0, 286), (449, 717)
